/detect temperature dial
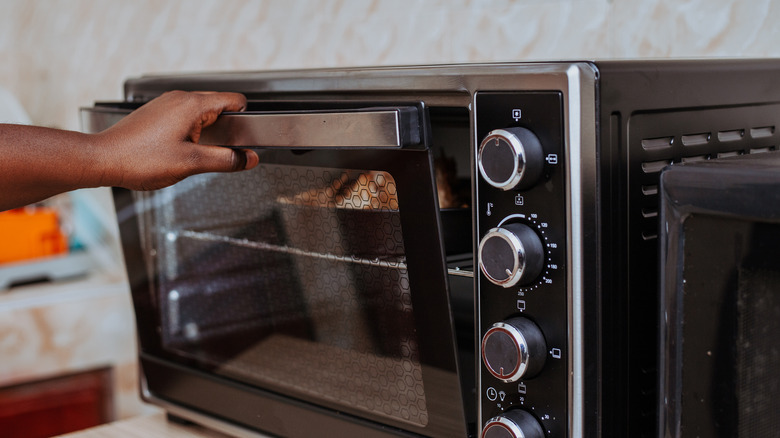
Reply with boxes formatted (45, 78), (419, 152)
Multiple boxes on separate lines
(478, 222), (544, 288)
(481, 409), (545, 438)
(481, 316), (547, 382)
(478, 127), (544, 191)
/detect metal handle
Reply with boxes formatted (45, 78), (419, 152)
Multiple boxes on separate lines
(200, 107), (420, 149)
(81, 106), (422, 149)
(199, 106), (421, 149)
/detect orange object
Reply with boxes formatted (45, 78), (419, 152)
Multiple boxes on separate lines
(0, 208), (68, 264)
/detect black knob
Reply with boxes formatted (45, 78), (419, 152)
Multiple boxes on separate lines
(481, 316), (547, 382)
(478, 222), (544, 288)
(481, 409), (545, 438)
(478, 127), (544, 191)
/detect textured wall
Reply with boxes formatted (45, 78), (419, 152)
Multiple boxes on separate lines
(2, 0), (780, 130)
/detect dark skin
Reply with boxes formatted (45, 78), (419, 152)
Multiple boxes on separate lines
(0, 91), (259, 211)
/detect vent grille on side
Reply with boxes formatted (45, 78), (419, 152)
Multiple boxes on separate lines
(630, 104), (780, 240)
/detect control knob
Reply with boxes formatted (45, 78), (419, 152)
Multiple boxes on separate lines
(478, 222), (544, 288)
(478, 127), (544, 191)
(481, 409), (545, 438)
(481, 316), (547, 382)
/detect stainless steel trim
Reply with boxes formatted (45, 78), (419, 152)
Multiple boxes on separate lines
(564, 64), (599, 438)
(81, 106), (421, 149)
(199, 108), (416, 148)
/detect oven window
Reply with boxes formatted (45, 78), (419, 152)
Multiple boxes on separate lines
(139, 164), (428, 426)
(678, 215), (780, 437)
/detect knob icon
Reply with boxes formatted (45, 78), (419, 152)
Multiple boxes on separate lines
(481, 409), (545, 438)
(481, 316), (547, 382)
(478, 222), (544, 288)
(478, 127), (544, 191)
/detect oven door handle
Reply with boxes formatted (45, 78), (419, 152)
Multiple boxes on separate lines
(199, 106), (421, 149)
(81, 105), (424, 149)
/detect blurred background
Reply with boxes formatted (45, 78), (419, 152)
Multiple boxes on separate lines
(1, 0), (779, 436)
(3, 0), (780, 131)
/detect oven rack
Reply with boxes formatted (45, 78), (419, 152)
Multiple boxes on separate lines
(174, 229), (409, 270)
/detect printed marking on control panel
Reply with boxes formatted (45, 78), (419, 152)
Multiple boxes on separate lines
(518, 382), (527, 394)
(487, 387), (498, 401)
(550, 348), (562, 359)
(512, 109), (522, 121)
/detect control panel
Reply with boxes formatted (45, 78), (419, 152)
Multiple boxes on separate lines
(476, 92), (567, 437)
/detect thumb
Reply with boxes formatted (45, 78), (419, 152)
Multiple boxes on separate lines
(188, 146), (259, 173)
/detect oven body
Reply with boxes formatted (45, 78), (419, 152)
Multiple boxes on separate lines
(81, 60), (780, 438)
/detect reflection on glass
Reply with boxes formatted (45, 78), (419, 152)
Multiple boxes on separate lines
(135, 164), (427, 426)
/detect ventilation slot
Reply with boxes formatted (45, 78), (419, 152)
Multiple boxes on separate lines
(641, 160), (671, 174)
(641, 136), (674, 151)
(717, 151), (741, 159)
(641, 231), (658, 241)
(717, 129), (745, 142)
(632, 104), (780, 245)
(681, 133), (710, 146)
(681, 155), (709, 163)
(750, 146), (775, 154)
(641, 185), (658, 196)
(750, 126), (775, 139)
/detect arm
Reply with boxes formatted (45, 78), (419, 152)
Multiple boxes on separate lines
(0, 91), (259, 212)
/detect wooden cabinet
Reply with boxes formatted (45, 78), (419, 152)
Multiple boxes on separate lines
(0, 368), (113, 438)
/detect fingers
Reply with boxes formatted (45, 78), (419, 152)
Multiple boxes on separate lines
(184, 92), (246, 144)
(194, 91), (247, 120)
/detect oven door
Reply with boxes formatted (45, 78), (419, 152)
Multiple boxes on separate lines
(659, 153), (780, 438)
(82, 104), (469, 437)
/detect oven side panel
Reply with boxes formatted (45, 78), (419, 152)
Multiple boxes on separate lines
(595, 58), (780, 438)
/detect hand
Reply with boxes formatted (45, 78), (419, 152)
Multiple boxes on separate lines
(95, 90), (259, 190)
(0, 91), (259, 211)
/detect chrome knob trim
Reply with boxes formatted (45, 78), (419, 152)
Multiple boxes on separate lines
(478, 127), (544, 191)
(481, 317), (547, 383)
(478, 222), (544, 288)
(481, 409), (545, 438)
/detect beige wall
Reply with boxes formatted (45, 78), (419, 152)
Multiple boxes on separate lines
(2, 0), (780, 130)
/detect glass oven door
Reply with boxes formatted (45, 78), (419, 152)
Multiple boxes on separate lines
(83, 104), (469, 437)
(660, 153), (780, 438)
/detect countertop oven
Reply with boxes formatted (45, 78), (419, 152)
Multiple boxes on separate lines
(83, 60), (780, 438)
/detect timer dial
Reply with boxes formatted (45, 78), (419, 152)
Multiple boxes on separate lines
(481, 409), (545, 438)
(478, 222), (544, 288)
(478, 127), (544, 191)
(481, 316), (547, 382)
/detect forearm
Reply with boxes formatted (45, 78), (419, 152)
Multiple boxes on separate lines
(0, 91), (256, 212)
(0, 124), (107, 211)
